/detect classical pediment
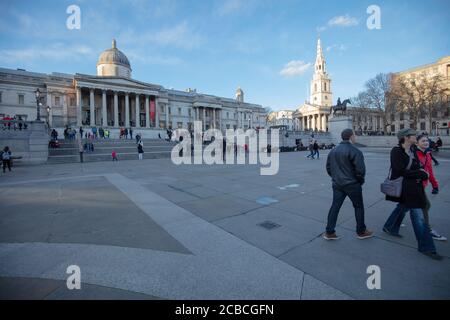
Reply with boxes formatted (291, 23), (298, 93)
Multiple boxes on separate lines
(74, 74), (162, 92)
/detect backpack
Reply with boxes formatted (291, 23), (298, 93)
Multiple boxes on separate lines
(2, 151), (11, 160)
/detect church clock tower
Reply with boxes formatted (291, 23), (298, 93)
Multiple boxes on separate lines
(310, 38), (332, 107)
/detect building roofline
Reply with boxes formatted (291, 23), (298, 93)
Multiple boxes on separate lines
(394, 56), (450, 75)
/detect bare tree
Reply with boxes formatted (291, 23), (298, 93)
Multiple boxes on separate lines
(353, 73), (394, 133)
(389, 73), (448, 131)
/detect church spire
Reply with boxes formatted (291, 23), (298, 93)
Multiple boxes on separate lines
(315, 38), (326, 74)
(310, 38), (332, 106)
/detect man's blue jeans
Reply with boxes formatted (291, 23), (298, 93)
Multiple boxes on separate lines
(326, 183), (366, 234)
(384, 203), (436, 253)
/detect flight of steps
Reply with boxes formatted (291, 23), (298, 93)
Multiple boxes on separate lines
(48, 138), (177, 164)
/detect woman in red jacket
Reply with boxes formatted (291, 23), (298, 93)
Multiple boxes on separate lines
(416, 134), (446, 241)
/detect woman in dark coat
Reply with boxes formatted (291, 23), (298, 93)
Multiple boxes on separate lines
(383, 129), (441, 260)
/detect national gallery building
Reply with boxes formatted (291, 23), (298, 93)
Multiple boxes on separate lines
(0, 39), (267, 136)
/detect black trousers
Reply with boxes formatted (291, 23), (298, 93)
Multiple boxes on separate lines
(2, 160), (11, 172)
(326, 183), (366, 234)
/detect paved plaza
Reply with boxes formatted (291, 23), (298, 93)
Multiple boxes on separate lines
(0, 148), (449, 300)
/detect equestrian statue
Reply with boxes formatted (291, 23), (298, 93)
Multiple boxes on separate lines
(330, 97), (351, 116)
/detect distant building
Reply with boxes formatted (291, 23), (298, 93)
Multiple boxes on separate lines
(0, 39), (267, 133)
(267, 110), (295, 130)
(388, 56), (450, 135)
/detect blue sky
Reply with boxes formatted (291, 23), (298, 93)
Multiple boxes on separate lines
(0, 0), (449, 111)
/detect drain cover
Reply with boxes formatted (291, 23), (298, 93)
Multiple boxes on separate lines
(258, 221), (281, 230)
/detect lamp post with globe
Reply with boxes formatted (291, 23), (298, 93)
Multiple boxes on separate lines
(34, 88), (43, 122)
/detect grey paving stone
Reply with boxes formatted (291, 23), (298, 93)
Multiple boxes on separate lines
(177, 194), (263, 222)
(214, 206), (325, 256)
(301, 274), (353, 300)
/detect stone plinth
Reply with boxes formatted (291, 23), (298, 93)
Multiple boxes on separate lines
(328, 116), (353, 143)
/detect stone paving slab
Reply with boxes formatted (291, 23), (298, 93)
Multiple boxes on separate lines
(0, 150), (449, 299)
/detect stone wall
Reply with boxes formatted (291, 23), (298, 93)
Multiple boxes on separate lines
(0, 121), (49, 165)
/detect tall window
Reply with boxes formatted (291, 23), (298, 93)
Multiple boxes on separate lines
(314, 84), (317, 92)
(178, 108), (181, 115)
(324, 83), (327, 91)
(18, 94), (24, 105)
(55, 96), (60, 106)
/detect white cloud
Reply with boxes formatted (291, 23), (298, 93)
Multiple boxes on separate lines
(279, 60), (311, 77)
(0, 43), (95, 64)
(217, 0), (245, 16)
(326, 44), (347, 52)
(328, 14), (359, 27)
(119, 22), (203, 50)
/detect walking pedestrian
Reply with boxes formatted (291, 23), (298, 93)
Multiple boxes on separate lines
(306, 140), (315, 159)
(313, 140), (320, 159)
(112, 150), (118, 161)
(1, 146), (12, 173)
(323, 129), (373, 240)
(415, 134), (446, 241)
(382, 128), (442, 260)
(129, 127), (133, 140)
(137, 140), (144, 160)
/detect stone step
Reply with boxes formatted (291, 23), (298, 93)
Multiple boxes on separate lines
(49, 145), (174, 156)
(47, 150), (172, 164)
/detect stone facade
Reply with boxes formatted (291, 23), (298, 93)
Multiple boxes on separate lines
(387, 56), (450, 135)
(0, 40), (267, 136)
(267, 110), (295, 130)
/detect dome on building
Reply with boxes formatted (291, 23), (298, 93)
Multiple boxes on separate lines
(96, 39), (132, 78)
(235, 87), (244, 102)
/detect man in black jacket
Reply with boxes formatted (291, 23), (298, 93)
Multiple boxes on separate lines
(383, 128), (442, 260)
(324, 129), (373, 240)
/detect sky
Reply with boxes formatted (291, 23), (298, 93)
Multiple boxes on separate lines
(0, 0), (449, 111)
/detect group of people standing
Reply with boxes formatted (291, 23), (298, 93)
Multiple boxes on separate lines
(324, 128), (445, 260)
(119, 127), (133, 140)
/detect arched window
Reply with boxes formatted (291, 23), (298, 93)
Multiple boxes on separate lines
(324, 83), (327, 91)
(314, 84), (317, 92)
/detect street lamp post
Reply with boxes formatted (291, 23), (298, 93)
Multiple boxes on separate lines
(35, 88), (42, 121)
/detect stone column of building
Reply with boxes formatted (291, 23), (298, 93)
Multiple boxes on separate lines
(47, 91), (53, 127)
(219, 109), (222, 131)
(90, 89), (95, 126)
(62, 94), (68, 126)
(321, 114), (326, 132)
(202, 107), (206, 131)
(135, 95), (140, 128)
(165, 104), (169, 129)
(145, 96), (150, 128)
(113, 92), (119, 128)
(155, 98), (159, 128)
(304, 117), (308, 130)
(102, 90), (107, 127)
(213, 107), (216, 129)
(76, 87), (82, 127)
(125, 93), (130, 128)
